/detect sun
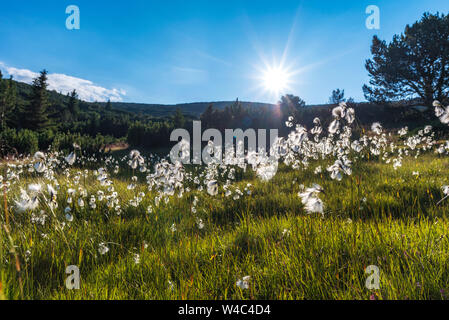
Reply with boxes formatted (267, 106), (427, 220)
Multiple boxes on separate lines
(259, 64), (292, 97)
(251, 57), (300, 101)
(263, 67), (288, 93)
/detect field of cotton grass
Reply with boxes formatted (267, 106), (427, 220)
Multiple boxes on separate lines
(2, 101), (449, 300)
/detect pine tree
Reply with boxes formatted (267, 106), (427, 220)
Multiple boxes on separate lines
(105, 99), (112, 111)
(26, 70), (51, 131)
(328, 89), (345, 104)
(173, 108), (185, 128)
(4, 77), (18, 128)
(279, 94), (306, 120)
(68, 89), (79, 120)
(200, 104), (214, 128)
(0, 74), (18, 129)
(0, 70), (4, 129)
(363, 13), (449, 106)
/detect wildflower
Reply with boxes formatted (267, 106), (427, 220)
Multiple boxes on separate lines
(34, 151), (46, 161)
(98, 243), (109, 255)
(34, 161), (46, 173)
(168, 280), (174, 291)
(282, 229), (290, 237)
(236, 276), (250, 290)
(371, 122), (383, 135)
(64, 207), (73, 221)
(442, 186), (449, 195)
(398, 127), (408, 136)
(255, 160), (278, 182)
(197, 218), (205, 229)
(328, 119), (340, 134)
(65, 152), (76, 165)
(207, 180), (218, 196)
(28, 184), (42, 194)
(311, 118), (323, 135)
(434, 101), (449, 124)
(303, 197), (324, 215)
(299, 184), (325, 215)
(47, 184), (57, 198)
(327, 158), (352, 181)
(129, 150), (144, 169)
(15, 188), (39, 213)
(31, 210), (47, 225)
(89, 197), (97, 209)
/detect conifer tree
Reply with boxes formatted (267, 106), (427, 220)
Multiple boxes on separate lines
(173, 107), (185, 128)
(68, 89), (79, 120)
(0, 73), (18, 129)
(26, 70), (51, 131)
(105, 99), (112, 111)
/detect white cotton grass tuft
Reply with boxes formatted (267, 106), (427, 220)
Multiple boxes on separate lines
(442, 185), (449, 196)
(236, 276), (251, 290)
(34, 161), (46, 173)
(206, 180), (218, 196)
(371, 122), (383, 135)
(434, 101), (449, 125)
(65, 152), (76, 165)
(14, 188), (39, 213)
(34, 151), (46, 161)
(98, 243), (109, 255)
(64, 207), (73, 221)
(298, 184), (325, 216)
(437, 185), (449, 206)
(255, 157), (278, 182)
(129, 149), (145, 169)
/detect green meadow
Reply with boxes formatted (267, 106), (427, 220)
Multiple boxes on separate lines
(2, 152), (449, 300)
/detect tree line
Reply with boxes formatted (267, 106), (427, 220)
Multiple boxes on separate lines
(0, 70), (188, 156)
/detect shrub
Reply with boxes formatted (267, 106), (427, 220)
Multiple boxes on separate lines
(16, 129), (39, 155)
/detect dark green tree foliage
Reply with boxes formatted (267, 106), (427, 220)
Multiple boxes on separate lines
(0, 71), (189, 154)
(200, 104), (214, 129)
(0, 73), (18, 129)
(173, 107), (185, 128)
(68, 89), (79, 120)
(26, 70), (51, 131)
(363, 12), (449, 106)
(127, 121), (173, 149)
(279, 94), (306, 120)
(329, 89), (345, 104)
(198, 95), (309, 136)
(0, 70), (5, 129)
(105, 99), (112, 111)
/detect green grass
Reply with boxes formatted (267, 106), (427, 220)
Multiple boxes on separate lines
(1, 154), (449, 300)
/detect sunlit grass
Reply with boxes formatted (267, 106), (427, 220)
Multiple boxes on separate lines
(1, 154), (449, 300)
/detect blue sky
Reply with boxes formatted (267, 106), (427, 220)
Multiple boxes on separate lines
(0, 0), (448, 104)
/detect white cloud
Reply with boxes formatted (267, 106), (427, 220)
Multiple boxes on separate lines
(0, 62), (126, 102)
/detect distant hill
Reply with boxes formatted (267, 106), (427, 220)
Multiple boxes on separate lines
(12, 78), (275, 118)
(11, 78), (439, 131)
(107, 101), (277, 118)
